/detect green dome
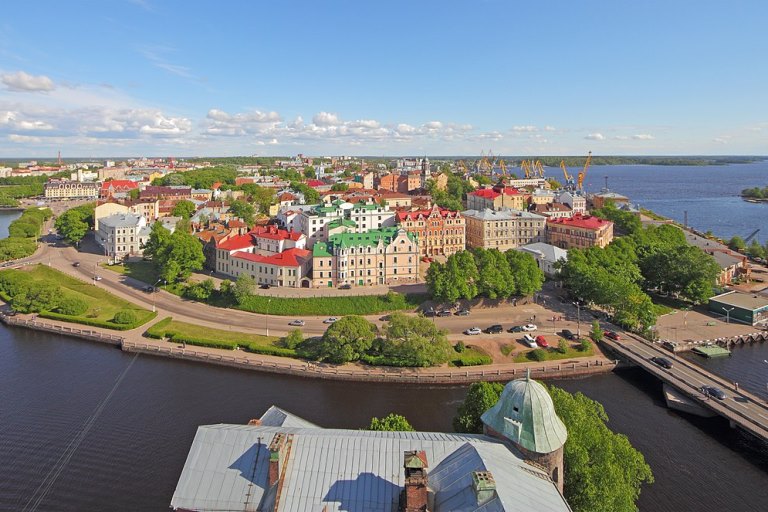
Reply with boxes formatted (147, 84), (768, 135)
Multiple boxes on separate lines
(481, 374), (567, 454)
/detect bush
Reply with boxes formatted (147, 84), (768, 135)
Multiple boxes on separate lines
(557, 339), (569, 354)
(452, 348), (493, 366)
(236, 292), (428, 316)
(57, 296), (89, 316)
(454, 341), (466, 353)
(579, 338), (593, 352)
(112, 309), (138, 325)
(528, 348), (548, 361)
(40, 311), (157, 330)
(242, 343), (297, 357)
(169, 333), (237, 350)
(282, 329), (304, 349)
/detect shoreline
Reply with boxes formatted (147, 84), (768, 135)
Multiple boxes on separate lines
(0, 312), (618, 384)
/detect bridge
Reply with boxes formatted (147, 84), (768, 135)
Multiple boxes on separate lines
(601, 336), (768, 443)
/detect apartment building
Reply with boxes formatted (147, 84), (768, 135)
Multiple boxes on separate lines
(466, 184), (529, 211)
(296, 200), (395, 247)
(396, 205), (465, 258)
(463, 208), (547, 251)
(95, 213), (150, 260)
(546, 214), (614, 249)
(44, 179), (100, 200)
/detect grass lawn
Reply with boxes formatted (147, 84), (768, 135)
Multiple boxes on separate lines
(101, 260), (160, 284)
(236, 292), (428, 316)
(500, 343), (515, 356)
(146, 317), (279, 347)
(450, 346), (493, 366)
(6, 264), (154, 329)
(513, 343), (595, 362)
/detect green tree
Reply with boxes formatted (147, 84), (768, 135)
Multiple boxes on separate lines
(112, 309), (138, 325)
(315, 315), (377, 363)
(128, 188), (140, 200)
(142, 222), (171, 261)
(331, 183), (349, 192)
(746, 239), (765, 260)
(291, 182), (320, 204)
(10, 281), (60, 313)
(303, 166), (315, 179)
(184, 279), (215, 300)
(232, 274), (255, 305)
(367, 413), (415, 432)
(282, 329), (304, 349)
(590, 320), (603, 342)
(547, 178), (563, 189)
(155, 230), (205, 282)
(426, 251), (479, 301)
(727, 236), (746, 252)
(557, 339), (569, 354)
(528, 348), (548, 361)
(57, 296), (89, 316)
(378, 313), (451, 367)
(171, 200), (197, 219)
(228, 200), (256, 226)
(452, 382), (504, 433)
(54, 208), (89, 244)
(505, 250), (545, 296)
(473, 248), (515, 299)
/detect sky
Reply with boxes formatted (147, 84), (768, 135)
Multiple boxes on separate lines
(0, 0), (766, 157)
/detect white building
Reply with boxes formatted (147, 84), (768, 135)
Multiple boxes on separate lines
(44, 179), (100, 200)
(516, 242), (568, 278)
(555, 191), (587, 215)
(96, 213), (150, 260)
(296, 200), (395, 247)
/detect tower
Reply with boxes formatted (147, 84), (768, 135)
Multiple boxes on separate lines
(480, 371), (568, 491)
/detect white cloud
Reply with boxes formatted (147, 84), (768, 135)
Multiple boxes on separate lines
(585, 133), (605, 140)
(423, 121), (443, 130)
(614, 135), (630, 141)
(1, 71), (55, 92)
(312, 112), (341, 126)
(632, 134), (654, 140)
(139, 112), (192, 136)
(544, 125), (556, 132)
(512, 125), (537, 132)
(712, 137), (729, 144)
(139, 46), (195, 80)
(8, 134), (42, 143)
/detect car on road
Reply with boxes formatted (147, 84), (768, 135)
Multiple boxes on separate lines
(561, 329), (576, 340)
(94, 275), (102, 281)
(507, 325), (524, 333)
(484, 324), (503, 334)
(604, 331), (621, 341)
(454, 309), (470, 316)
(522, 334), (537, 348)
(437, 310), (452, 317)
(143, 285), (155, 293)
(700, 385), (727, 400)
(339, 283), (352, 290)
(259, 284), (271, 289)
(535, 335), (549, 348)
(288, 319), (305, 327)
(650, 356), (673, 369)
(464, 327), (482, 336)
(72, 261), (80, 267)
(323, 317), (338, 324)
(522, 324), (537, 331)
(423, 309), (436, 317)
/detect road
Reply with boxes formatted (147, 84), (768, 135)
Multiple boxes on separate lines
(603, 335), (768, 441)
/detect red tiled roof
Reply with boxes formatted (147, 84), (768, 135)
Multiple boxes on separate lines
(217, 234), (253, 251)
(211, 181), (222, 190)
(278, 192), (296, 201)
(396, 207), (460, 221)
(470, 188), (500, 199)
(101, 180), (138, 190)
(547, 214), (612, 230)
(305, 179), (325, 188)
(250, 225), (303, 241)
(232, 248), (311, 267)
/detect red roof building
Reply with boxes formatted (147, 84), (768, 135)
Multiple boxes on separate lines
(99, 180), (139, 198)
(227, 248), (313, 287)
(395, 204), (465, 258)
(546, 214), (614, 249)
(466, 184), (529, 211)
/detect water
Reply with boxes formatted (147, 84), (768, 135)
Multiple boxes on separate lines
(1, 170), (768, 512)
(580, 160), (768, 239)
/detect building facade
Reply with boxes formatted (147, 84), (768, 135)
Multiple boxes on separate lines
(312, 227), (419, 287)
(228, 248), (313, 288)
(95, 213), (150, 260)
(466, 183), (529, 211)
(297, 200), (395, 247)
(463, 208), (547, 251)
(546, 214), (614, 249)
(44, 179), (100, 200)
(396, 205), (465, 258)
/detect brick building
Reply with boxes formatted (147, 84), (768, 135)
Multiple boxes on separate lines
(396, 205), (465, 258)
(546, 214), (614, 249)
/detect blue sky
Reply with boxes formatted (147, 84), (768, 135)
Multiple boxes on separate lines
(1, 0), (766, 157)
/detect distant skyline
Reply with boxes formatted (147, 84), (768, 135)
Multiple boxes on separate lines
(1, 0), (766, 157)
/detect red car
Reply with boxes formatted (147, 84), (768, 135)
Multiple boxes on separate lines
(535, 335), (549, 348)
(604, 331), (620, 341)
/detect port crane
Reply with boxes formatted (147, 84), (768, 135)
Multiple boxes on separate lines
(520, 160), (532, 179)
(744, 229), (761, 244)
(577, 151), (592, 190)
(534, 160), (545, 178)
(561, 161), (575, 189)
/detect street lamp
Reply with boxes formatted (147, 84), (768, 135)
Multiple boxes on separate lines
(265, 298), (272, 336)
(151, 278), (165, 313)
(722, 306), (735, 324)
(572, 299), (582, 338)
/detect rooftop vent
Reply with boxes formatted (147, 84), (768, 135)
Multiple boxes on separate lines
(472, 471), (496, 505)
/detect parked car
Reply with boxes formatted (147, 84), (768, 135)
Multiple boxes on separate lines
(535, 335), (549, 348)
(700, 385), (727, 400)
(72, 261), (80, 267)
(423, 309), (436, 317)
(437, 310), (452, 317)
(604, 331), (621, 341)
(522, 334), (537, 348)
(561, 329), (575, 340)
(454, 309), (470, 316)
(650, 356), (673, 369)
(522, 324), (537, 331)
(508, 325), (524, 333)
(464, 327), (482, 336)
(339, 283), (352, 290)
(323, 317), (338, 324)
(259, 284), (271, 289)
(288, 319), (305, 327)
(485, 324), (503, 334)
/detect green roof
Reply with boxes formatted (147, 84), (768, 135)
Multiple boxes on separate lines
(327, 219), (357, 229)
(312, 242), (332, 257)
(353, 201), (382, 210)
(480, 373), (567, 454)
(321, 227), (417, 254)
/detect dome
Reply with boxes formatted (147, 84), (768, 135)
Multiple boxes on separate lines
(480, 373), (567, 454)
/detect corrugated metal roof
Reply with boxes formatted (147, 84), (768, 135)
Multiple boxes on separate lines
(170, 423), (571, 512)
(259, 405), (319, 429)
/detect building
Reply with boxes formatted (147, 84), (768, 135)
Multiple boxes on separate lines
(312, 227), (419, 287)
(140, 185), (192, 201)
(95, 213), (150, 260)
(546, 214), (614, 250)
(555, 191), (587, 215)
(516, 242), (569, 278)
(377, 190), (412, 209)
(228, 248), (313, 288)
(708, 291), (768, 326)
(214, 226), (307, 283)
(44, 179), (100, 200)
(250, 225), (307, 255)
(466, 182), (529, 211)
(530, 202), (573, 219)
(170, 377), (571, 512)
(590, 190), (630, 210)
(396, 205), (465, 258)
(683, 231), (751, 285)
(99, 180), (138, 199)
(463, 208), (547, 251)
(297, 200), (396, 247)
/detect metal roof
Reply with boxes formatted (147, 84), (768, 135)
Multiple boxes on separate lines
(258, 406), (319, 428)
(709, 291), (768, 311)
(170, 423), (571, 512)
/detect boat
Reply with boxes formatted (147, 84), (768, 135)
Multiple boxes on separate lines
(691, 343), (731, 358)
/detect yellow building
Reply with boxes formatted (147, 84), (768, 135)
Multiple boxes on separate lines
(546, 214), (614, 249)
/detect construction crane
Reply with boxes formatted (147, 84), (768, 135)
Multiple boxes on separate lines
(744, 229), (761, 244)
(560, 161), (575, 189)
(577, 151), (592, 190)
(499, 159), (507, 176)
(457, 160), (468, 175)
(520, 160), (532, 179)
(534, 160), (545, 178)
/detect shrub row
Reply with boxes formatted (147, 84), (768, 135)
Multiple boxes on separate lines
(40, 310), (157, 331)
(451, 349), (493, 367)
(236, 292), (428, 316)
(242, 343), (297, 357)
(167, 333), (237, 350)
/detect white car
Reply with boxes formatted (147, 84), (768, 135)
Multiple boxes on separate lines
(522, 334), (537, 348)
(464, 327), (482, 336)
(288, 319), (305, 327)
(94, 275), (103, 281)
(522, 323), (538, 331)
(323, 317), (338, 324)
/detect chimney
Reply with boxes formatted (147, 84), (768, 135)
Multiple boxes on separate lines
(247, 418), (262, 426)
(400, 450), (429, 512)
(472, 471), (497, 506)
(268, 433), (287, 487)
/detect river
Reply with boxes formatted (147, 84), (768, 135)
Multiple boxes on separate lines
(1, 182), (767, 511)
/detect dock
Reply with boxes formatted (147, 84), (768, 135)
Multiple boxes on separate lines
(691, 345), (731, 358)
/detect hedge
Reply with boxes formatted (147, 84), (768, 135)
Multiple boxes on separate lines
(39, 310), (157, 331)
(145, 317), (173, 338)
(451, 348), (493, 367)
(167, 333), (237, 350)
(242, 343), (297, 357)
(236, 292), (428, 316)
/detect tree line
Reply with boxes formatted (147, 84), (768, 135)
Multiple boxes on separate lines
(741, 185), (768, 199)
(0, 207), (52, 261)
(426, 248), (545, 302)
